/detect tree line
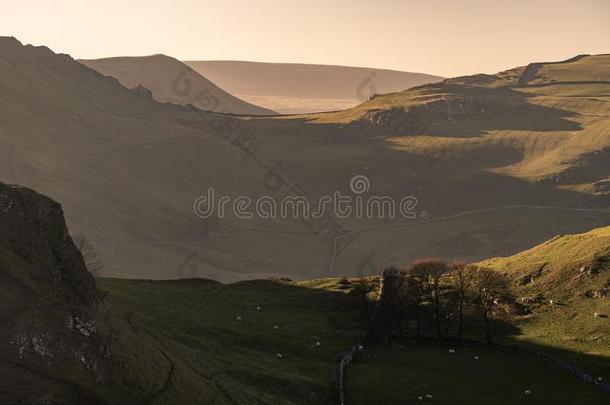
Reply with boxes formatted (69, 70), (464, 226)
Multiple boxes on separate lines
(354, 259), (517, 345)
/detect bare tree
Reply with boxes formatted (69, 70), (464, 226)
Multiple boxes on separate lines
(450, 262), (477, 342)
(74, 232), (104, 276)
(473, 267), (511, 345)
(409, 259), (449, 339)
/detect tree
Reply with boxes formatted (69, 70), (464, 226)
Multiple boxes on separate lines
(409, 259), (449, 339)
(473, 267), (511, 345)
(73, 232), (104, 276)
(449, 262), (477, 342)
(353, 277), (376, 335)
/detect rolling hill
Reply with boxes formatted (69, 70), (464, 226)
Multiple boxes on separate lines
(183, 60), (444, 113)
(1, 36), (610, 284)
(80, 55), (276, 115)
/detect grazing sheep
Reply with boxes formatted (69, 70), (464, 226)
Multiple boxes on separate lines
(315, 342), (321, 347)
(425, 394), (433, 399)
(417, 396), (424, 401)
(549, 300), (554, 306)
(448, 349), (456, 354)
(594, 312), (600, 318)
(474, 355), (480, 360)
(273, 325), (280, 330)
(256, 306), (261, 311)
(598, 377), (603, 382)
(358, 345), (364, 351)
(524, 390), (532, 395)
(276, 353), (283, 359)
(236, 316), (242, 321)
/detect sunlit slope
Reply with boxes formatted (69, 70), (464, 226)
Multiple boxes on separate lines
(1, 37), (609, 281)
(303, 54), (610, 190)
(480, 226), (610, 374)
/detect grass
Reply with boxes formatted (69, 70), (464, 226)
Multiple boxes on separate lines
(479, 226), (610, 380)
(96, 277), (365, 404)
(346, 343), (609, 405)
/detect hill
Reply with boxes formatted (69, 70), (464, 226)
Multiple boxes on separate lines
(1, 182), (608, 403)
(80, 55), (276, 115)
(480, 226), (610, 373)
(183, 60), (444, 113)
(1, 36), (610, 283)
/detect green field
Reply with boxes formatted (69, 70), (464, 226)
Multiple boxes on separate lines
(96, 277), (365, 404)
(346, 344), (609, 405)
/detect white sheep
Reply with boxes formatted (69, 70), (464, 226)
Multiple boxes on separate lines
(448, 349), (456, 354)
(474, 355), (480, 360)
(236, 316), (242, 321)
(273, 325), (280, 330)
(417, 396), (424, 401)
(315, 342), (321, 347)
(524, 390), (532, 395)
(276, 353), (283, 359)
(549, 300), (554, 305)
(256, 306), (261, 311)
(358, 345), (364, 350)
(598, 377), (603, 382)
(594, 312), (601, 318)
(425, 394), (433, 399)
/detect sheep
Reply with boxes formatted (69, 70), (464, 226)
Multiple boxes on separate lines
(315, 342), (321, 347)
(417, 396), (424, 401)
(549, 299), (554, 306)
(425, 394), (434, 400)
(273, 325), (280, 330)
(358, 345), (364, 351)
(524, 390), (532, 395)
(256, 306), (261, 311)
(594, 312), (601, 318)
(276, 353), (283, 359)
(448, 349), (456, 354)
(474, 355), (480, 360)
(236, 316), (242, 321)
(598, 377), (603, 382)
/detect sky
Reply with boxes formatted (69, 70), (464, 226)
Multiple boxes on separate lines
(2, 0), (609, 77)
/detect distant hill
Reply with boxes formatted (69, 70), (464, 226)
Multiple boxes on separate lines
(182, 60), (444, 113)
(80, 55), (276, 115)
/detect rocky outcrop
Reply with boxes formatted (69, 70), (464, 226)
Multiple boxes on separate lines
(0, 182), (98, 306)
(131, 83), (154, 100)
(0, 182), (120, 404)
(348, 96), (490, 138)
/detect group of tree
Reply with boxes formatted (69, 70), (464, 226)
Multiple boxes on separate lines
(354, 259), (515, 346)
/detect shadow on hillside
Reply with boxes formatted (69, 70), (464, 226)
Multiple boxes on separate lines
(94, 276), (369, 404)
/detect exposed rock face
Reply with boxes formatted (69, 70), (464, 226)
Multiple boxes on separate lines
(0, 181), (114, 404)
(0, 182), (98, 306)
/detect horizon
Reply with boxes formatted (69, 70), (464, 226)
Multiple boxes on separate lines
(2, 0), (609, 77)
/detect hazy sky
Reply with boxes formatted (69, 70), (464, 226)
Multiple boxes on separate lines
(2, 0), (609, 77)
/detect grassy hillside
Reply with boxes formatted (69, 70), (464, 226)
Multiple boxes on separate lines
(346, 344), (609, 405)
(95, 277), (364, 404)
(2, 36), (610, 283)
(1, 180), (608, 403)
(480, 226), (610, 377)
